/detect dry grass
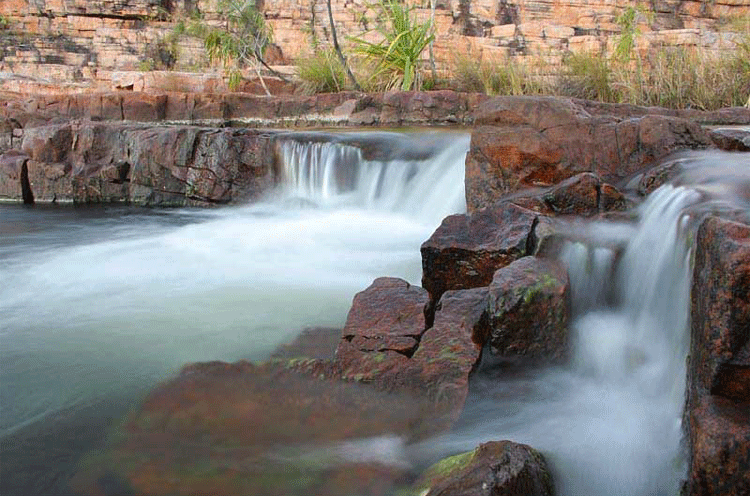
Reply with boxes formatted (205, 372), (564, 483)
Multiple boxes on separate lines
(446, 38), (749, 110)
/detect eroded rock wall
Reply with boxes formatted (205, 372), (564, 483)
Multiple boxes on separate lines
(0, 0), (747, 91)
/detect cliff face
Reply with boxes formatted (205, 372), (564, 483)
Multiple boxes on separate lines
(0, 0), (747, 91)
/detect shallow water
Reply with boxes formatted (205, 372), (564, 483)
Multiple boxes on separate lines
(0, 131), (468, 495)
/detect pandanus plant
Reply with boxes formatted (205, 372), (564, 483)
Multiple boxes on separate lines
(186, 0), (282, 94)
(350, 0), (435, 91)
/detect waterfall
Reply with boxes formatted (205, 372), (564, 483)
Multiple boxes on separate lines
(275, 132), (469, 225)
(433, 150), (750, 496)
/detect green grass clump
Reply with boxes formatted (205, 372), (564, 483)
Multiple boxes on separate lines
(296, 49), (349, 94)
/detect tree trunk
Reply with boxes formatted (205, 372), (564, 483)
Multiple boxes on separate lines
(327, 0), (361, 90)
(429, 0), (437, 80)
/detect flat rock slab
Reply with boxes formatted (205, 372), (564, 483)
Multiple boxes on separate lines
(487, 256), (570, 365)
(415, 440), (554, 496)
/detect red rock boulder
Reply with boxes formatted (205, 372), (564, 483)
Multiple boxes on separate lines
(686, 215), (750, 496)
(421, 203), (539, 307)
(487, 256), (570, 365)
(334, 278), (487, 429)
(466, 96), (713, 212)
(335, 277), (430, 383)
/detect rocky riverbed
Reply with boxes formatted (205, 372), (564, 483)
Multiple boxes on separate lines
(1, 90), (748, 495)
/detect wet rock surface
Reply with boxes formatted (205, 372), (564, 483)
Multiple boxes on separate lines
(687, 215), (750, 496)
(420, 203), (538, 307)
(71, 360), (424, 496)
(509, 172), (630, 216)
(709, 128), (750, 152)
(487, 256), (570, 365)
(2, 122), (277, 205)
(414, 441), (554, 496)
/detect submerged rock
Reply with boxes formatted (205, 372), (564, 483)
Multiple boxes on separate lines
(71, 360), (426, 496)
(487, 256), (570, 365)
(687, 215), (750, 496)
(414, 441), (554, 496)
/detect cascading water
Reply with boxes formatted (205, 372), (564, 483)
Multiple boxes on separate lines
(275, 132), (468, 222)
(0, 130), (469, 496)
(1, 132), (747, 496)
(426, 149), (750, 496)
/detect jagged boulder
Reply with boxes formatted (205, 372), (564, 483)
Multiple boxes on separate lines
(466, 96), (713, 212)
(487, 256), (570, 365)
(334, 278), (488, 429)
(335, 277), (430, 383)
(421, 203), (538, 307)
(414, 441), (554, 496)
(686, 215), (750, 496)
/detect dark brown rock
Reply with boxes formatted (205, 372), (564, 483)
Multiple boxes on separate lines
(3, 122), (277, 205)
(487, 256), (570, 364)
(686, 215), (750, 496)
(335, 277), (429, 382)
(416, 441), (554, 496)
(466, 96), (713, 211)
(421, 203), (538, 306)
(709, 128), (750, 152)
(508, 172), (629, 216)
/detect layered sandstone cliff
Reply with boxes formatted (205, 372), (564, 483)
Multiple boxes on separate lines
(0, 0), (747, 92)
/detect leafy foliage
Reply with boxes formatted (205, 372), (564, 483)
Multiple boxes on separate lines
(349, 0), (434, 91)
(184, 0), (273, 92)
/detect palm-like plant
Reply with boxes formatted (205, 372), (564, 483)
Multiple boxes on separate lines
(350, 0), (434, 91)
(186, 0), (276, 94)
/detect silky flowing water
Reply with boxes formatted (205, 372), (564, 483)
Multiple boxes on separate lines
(0, 129), (747, 496)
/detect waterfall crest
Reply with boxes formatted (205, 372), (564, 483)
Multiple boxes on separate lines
(275, 132), (469, 224)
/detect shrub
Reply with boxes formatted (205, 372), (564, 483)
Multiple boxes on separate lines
(349, 0), (434, 91)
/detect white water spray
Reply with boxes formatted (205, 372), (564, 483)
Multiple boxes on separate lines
(426, 150), (750, 496)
